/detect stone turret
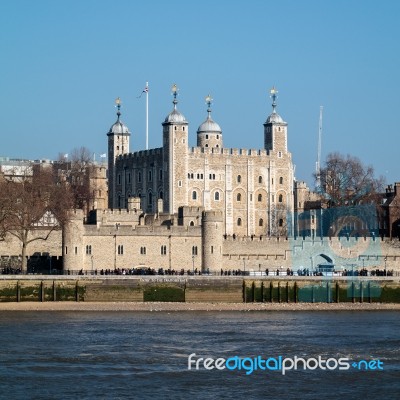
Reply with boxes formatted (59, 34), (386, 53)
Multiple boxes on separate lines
(162, 84), (189, 214)
(201, 210), (224, 272)
(264, 87), (287, 153)
(62, 209), (85, 271)
(107, 98), (131, 208)
(197, 95), (223, 149)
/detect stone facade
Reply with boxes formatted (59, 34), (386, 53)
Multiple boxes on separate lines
(108, 88), (294, 237)
(60, 205), (400, 273)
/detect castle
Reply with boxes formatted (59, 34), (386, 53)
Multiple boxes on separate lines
(60, 86), (399, 274)
(1, 86), (397, 274)
(107, 86), (294, 237)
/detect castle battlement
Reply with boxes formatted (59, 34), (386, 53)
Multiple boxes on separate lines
(189, 147), (269, 157)
(118, 147), (163, 161)
(224, 235), (289, 243)
(294, 181), (308, 189)
(99, 209), (142, 216)
(83, 223), (202, 237)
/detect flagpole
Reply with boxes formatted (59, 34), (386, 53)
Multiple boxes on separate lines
(146, 81), (149, 150)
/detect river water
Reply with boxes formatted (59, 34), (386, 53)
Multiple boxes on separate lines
(0, 311), (399, 399)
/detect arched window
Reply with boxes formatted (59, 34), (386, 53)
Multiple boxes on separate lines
(148, 170), (152, 181)
(237, 193), (241, 202)
(258, 176), (262, 183)
(214, 191), (220, 201)
(258, 194), (262, 202)
(279, 219), (284, 227)
(279, 177), (283, 184)
(159, 191), (163, 200)
(237, 218), (242, 226)
(190, 221), (195, 226)
(259, 219), (263, 227)
(237, 175), (241, 183)
(279, 194), (283, 203)
(192, 191), (197, 200)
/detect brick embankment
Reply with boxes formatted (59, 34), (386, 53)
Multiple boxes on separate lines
(0, 302), (400, 312)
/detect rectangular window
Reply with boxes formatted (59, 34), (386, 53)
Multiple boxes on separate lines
(178, 180), (182, 187)
(159, 169), (163, 180)
(75, 247), (78, 255)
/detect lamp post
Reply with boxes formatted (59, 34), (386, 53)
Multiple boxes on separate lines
(91, 255), (94, 274)
(243, 258), (246, 275)
(192, 255), (195, 274)
(384, 256), (387, 276)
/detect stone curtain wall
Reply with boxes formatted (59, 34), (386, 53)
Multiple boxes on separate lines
(0, 229), (62, 258)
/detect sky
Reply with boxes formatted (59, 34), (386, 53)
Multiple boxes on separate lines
(1, 0), (399, 187)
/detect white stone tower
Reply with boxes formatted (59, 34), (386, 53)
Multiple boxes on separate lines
(162, 85), (189, 214)
(107, 98), (131, 208)
(197, 95), (223, 148)
(264, 87), (288, 153)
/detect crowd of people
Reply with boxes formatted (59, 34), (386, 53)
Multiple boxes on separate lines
(1, 266), (397, 277)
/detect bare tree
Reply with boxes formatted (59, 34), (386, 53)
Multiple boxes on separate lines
(0, 164), (72, 272)
(316, 152), (385, 207)
(57, 147), (96, 214)
(314, 152), (385, 237)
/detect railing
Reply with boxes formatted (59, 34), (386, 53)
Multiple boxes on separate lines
(1, 267), (399, 278)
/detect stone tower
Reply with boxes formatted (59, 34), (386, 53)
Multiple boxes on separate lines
(62, 209), (85, 271)
(197, 95), (223, 148)
(107, 98), (131, 208)
(264, 87), (288, 154)
(202, 210), (224, 272)
(162, 85), (189, 214)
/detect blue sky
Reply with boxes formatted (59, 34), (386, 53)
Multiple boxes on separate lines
(1, 0), (399, 186)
